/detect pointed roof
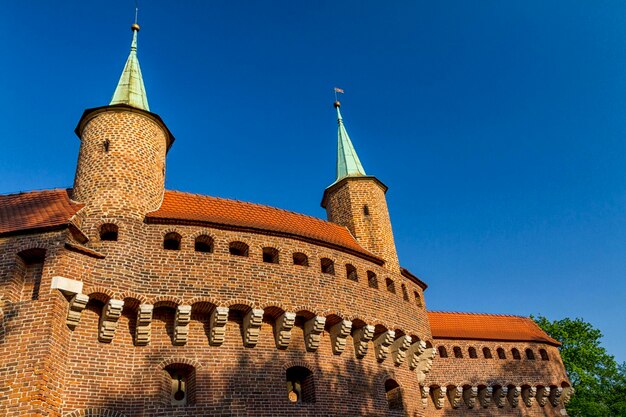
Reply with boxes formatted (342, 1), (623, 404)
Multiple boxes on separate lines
(110, 24), (150, 111)
(334, 101), (366, 182)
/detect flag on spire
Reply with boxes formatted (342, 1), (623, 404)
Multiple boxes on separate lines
(334, 87), (345, 94)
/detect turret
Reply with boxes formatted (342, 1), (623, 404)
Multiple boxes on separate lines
(72, 23), (174, 220)
(321, 100), (400, 272)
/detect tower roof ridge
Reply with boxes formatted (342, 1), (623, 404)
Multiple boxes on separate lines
(110, 23), (150, 111)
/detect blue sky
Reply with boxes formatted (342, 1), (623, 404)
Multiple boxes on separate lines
(1, 1), (625, 362)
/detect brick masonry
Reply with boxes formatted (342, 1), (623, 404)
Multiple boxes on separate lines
(0, 107), (570, 416)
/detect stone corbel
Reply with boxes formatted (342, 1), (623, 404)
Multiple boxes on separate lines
(523, 386), (537, 407)
(353, 325), (375, 358)
(420, 385), (430, 408)
(210, 307), (229, 346)
(390, 335), (412, 366)
(478, 386), (493, 408)
(98, 299), (124, 343)
(243, 308), (264, 347)
(134, 304), (153, 346)
(304, 316), (326, 352)
(562, 386), (574, 406)
(549, 387), (563, 407)
(494, 386), (508, 408)
(433, 386), (447, 409)
(407, 340), (427, 370)
(66, 293), (89, 330)
(173, 305), (192, 345)
(274, 311), (296, 349)
(447, 385), (463, 409)
(416, 348), (437, 383)
(373, 330), (395, 362)
(329, 319), (352, 355)
(536, 386), (550, 407)
(463, 386), (478, 408)
(508, 386), (521, 408)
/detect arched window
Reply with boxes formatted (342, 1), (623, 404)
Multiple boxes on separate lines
(293, 252), (309, 266)
(385, 278), (396, 294)
(367, 271), (378, 289)
(401, 284), (409, 301)
(363, 204), (370, 216)
(468, 347), (477, 358)
(286, 366), (315, 403)
(229, 241), (249, 257)
(163, 363), (196, 406)
(525, 348), (535, 360)
(384, 379), (403, 410)
(539, 349), (549, 361)
(497, 347), (506, 359)
(99, 223), (118, 241)
(320, 258), (334, 275)
(262, 247), (279, 264)
(194, 235), (213, 253)
(346, 264), (358, 281)
(438, 346), (448, 358)
(414, 291), (423, 307)
(483, 347), (493, 359)
(163, 232), (182, 250)
(512, 348), (521, 360)
(453, 346), (463, 358)
(15, 248), (46, 301)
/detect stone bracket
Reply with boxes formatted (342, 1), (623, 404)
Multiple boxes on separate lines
(433, 386), (447, 409)
(173, 305), (192, 345)
(420, 385), (430, 408)
(549, 387), (563, 407)
(478, 386), (493, 408)
(134, 304), (153, 346)
(210, 306), (229, 346)
(66, 293), (89, 330)
(329, 320), (352, 355)
(448, 385), (463, 409)
(274, 311), (296, 349)
(416, 347), (436, 383)
(537, 386), (550, 407)
(243, 308), (263, 347)
(562, 386), (574, 406)
(51, 276), (83, 296)
(407, 340), (426, 370)
(508, 386), (521, 408)
(463, 386), (478, 408)
(494, 386), (508, 408)
(390, 335), (412, 366)
(373, 330), (395, 362)
(353, 325), (375, 358)
(98, 299), (124, 343)
(304, 316), (326, 352)
(523, 386), (537, 407)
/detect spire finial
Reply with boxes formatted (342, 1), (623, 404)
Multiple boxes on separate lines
(332, 89), (367, 182)
(109, 8), (150, 111)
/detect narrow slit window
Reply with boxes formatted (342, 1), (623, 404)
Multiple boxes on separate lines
(385, 278), (396, 294)
(469, 347), (477, 358)
(453, 346), (463, 358)
(539, 349), (549, 361)
(367, 271), (378, 289)
(320, 258), (335, 275)
(483, 347), (493, 359)
(346, 264), (358, 281)
(525, 349), (535, 360)
(438, 346), (448, 358)
(512, 348), (521, 360)
(401, 284), (409, 301)
(286, 366), (315, 403)
(497, 348), (506, 359)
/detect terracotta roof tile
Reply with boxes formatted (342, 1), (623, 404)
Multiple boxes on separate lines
(0, 189), (83, 236)
(147, 190), (381, 262)
(428, 311), (560, 346)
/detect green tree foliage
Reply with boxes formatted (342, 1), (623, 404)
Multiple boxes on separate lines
(533, 316), (626, 417)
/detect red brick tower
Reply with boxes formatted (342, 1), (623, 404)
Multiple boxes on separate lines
(322, 100), (400, 272)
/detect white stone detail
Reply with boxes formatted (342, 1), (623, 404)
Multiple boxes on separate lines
(134, 304), (153, 346)
(98, 299), (124, 343)
(549, 387), (563, 407)
(353, 325), (375, 358)
(523, 386), (537, 407)
(390, 335), (412, 366)
(464, 386), (478, 408)
(416, 347), (437, 383)
(494, 386), (508, 408)
(562, 386), (574, 406)
(420, 385), (430, 408)
(537, 386), (550, 407)
(508, 386), (521, 408)
(329, 319), (352, 355)
(210, 307), (229, 346)
(304, 315), (326, 352)
(433, 386), (447, 409)
(274, 311), (296, 349)
(407, 340), (427, 370)
(243, 308), (263, 347)
(373, 330), (395, 362)
(66, 293), (89, 330)
(173, 305), (191, 345)
(478, 386), (493, 408)
(51, 276), (83, 296)
(447, 385), (463, 408)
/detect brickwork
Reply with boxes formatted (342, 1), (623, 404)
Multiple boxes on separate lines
(323, 177), (401, 273)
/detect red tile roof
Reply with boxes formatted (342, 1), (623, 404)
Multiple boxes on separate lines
(0, 189), (83, 236)
(428, 311), (560, 346)
(147, 190), (382, 263)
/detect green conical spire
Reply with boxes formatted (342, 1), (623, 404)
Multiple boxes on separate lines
(335, 101), (366, 182)
(110, 24), (150, 111)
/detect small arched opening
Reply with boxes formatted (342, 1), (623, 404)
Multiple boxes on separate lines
(163, 363), (196, 406)
(194, 235), (213, 253)
(293, 252), (309, 266)
(483, 347), (493, 359)
(286, 366), (315, 404)
(512, 348), (521, 360)
(15, 248), (46, 301)
(367, 271), (378, 289)
(385, 379), (403, 410)
(525, 348), (535, 360)
(468, 346), (477, 358)
(438, 346), (448, 358)
(320, 258), (335, 275)
(401, 284), (409, 301)
(385, 278), (396, 294)
(346, 264), (358, 281)
(229, 241), (249, 257)
(539, 348), (549, 361)
(453, 346), (463, 358)
(163, 232), (182, 251)
(262, 247), (279, 264)
(497, 347), (506, 359)
(414, 291), (423, 307)
(99, 223), (118, 241)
